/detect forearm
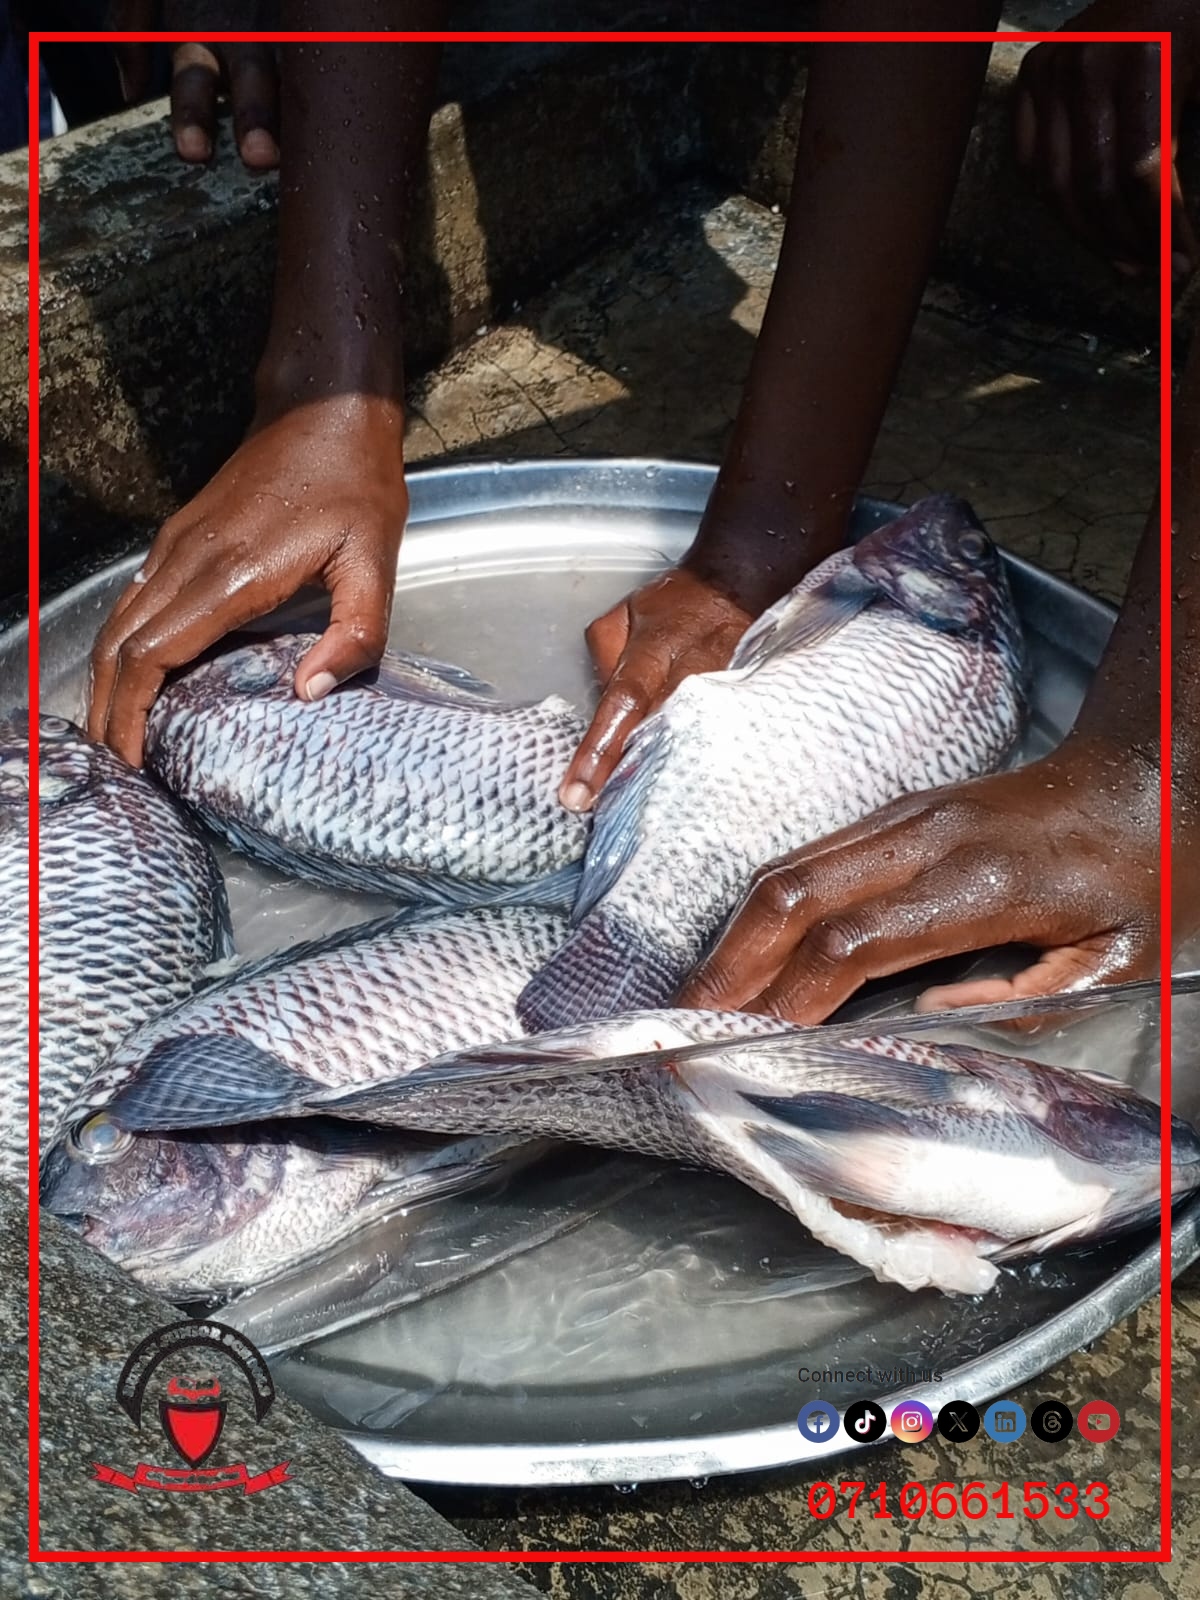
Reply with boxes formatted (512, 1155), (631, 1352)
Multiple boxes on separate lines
(690, 4), (999, 612)
(256, 1), (448, 418)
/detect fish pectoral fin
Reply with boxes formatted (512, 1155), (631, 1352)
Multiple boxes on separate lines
(571, 715), (671, 923)
(727, 566), (878, 671)
(106, 1034), (306, 1132)
(364, 650), (499, 706)
(743, 1111), (918, 1216)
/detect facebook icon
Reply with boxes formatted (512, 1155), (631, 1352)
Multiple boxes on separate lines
(797, 1401), (841, 1443)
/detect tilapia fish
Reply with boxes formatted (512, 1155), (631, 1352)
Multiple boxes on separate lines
(0, 712), (228, 1179)
(285, 1003), (1199, 1297)
(42, 905), (571, 1302)
(519, 494), (1027, 1030)
(145, 635), (589, 906)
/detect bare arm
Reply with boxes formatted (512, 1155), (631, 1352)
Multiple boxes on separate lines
(563, 7), (1001, 808)
(90, 3), (449, 764)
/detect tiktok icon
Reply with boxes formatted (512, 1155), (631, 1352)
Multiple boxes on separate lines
(842, 1401), (887, 1443)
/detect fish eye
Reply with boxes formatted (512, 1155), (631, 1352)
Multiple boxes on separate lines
(70, 1112), (133, 1163)
(222, 648), (284, 694)
(40, 716), (73, 738)
(956, 530), (988, 561)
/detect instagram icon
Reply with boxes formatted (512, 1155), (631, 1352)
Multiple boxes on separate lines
(890, 1401), (934, 1443)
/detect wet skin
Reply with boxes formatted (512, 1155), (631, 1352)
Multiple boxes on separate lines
(108, 3), (282, 168)
(1012, 0), (1199, 281)
(89, 3), (448, 764)
(683, 16), (1198, 1019)
(562, 7), (1001, 806)
(85, 8), (1187, 1020)
(679, 365), (1200, 1018)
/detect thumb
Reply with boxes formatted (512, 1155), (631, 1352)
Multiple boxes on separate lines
(292, 555), (394, 702)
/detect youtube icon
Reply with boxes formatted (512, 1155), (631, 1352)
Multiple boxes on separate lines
(1076, 1401), (1120, 1443)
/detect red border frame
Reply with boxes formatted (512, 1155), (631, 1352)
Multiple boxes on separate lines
(25, 26), (1175, 1565)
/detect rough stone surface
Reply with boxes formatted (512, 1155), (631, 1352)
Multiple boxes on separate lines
(4, 1185), (539, 1591)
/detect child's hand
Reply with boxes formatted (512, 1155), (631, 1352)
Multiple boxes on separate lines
(88, 395), (407, 768)
(1013, 4), (1199, 279)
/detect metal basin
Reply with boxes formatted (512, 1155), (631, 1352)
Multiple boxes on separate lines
(14, 458), (1189, 1488)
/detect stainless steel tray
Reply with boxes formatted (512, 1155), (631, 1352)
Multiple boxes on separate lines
(15, 458), (1190, 1488)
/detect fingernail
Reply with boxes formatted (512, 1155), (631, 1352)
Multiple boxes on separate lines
(241, 129), (279, 168)
(177, 126), (212, 162)
(304, 671), (338, 703)
(559, 781), (594, 813)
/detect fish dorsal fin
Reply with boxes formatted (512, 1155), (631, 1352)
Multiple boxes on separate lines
(572, 713), (673, 923)
(363, 651), (499, 708)
(728, 564), (879, 673)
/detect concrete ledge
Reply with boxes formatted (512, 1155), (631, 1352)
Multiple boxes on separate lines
(1, 1188), (539, 1586)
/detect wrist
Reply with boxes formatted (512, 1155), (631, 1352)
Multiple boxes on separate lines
(687, 483), (849, 616)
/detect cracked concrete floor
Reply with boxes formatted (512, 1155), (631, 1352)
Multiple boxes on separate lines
(399, 186), (1187, 1595)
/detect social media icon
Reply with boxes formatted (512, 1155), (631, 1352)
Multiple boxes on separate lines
(1030, 1401), (1073, 1443)
(937, 1400), (981, 1442)
(889, 1401), (934, 1443)
(1077, 1401), (1120, 1443)
(797, 1400), (841, 1443)
(982, 1400), (1026, 1442)
(843, 1400), (886, 1442)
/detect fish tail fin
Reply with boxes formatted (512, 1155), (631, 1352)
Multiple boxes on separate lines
(104, 1035), (307, 1132)
(516, 910), (681, 1030)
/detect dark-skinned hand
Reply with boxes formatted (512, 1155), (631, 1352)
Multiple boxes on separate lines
(677, 734), (1160, 1024)
(87, 395), (407, 768)
(1013, 1), (1199, 279)
(108, 2), (280, 169)
(558, 569), (753, 813)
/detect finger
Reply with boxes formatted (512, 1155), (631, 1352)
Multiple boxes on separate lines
(224, 44), (280, 169)
(1070, 89), (1149, 270)
(88, 557), (190, 746)
(583, 601), (633, 684)
(746, 850), (1031, 1025)
(113, 42), (153, 104)
(170, 43), (221, 162)
(100, 569), (284, 766)
(558, 643), (669, 813)
(1013, 45), (1050, 170)
(1114, 50), (1165, 270)
(916, 932), (1152, 1014)
(679, 798), (970, 1011)
(291, 554), (394, 702)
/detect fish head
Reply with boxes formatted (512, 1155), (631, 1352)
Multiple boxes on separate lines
(0, 712), (99, 813)
(155, 635), (313, 713)
(852, 495), (1023, 659)
(41, 1110), (285, 1283)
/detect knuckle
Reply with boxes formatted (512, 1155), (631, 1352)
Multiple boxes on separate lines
(806, 917), (861, 967)
(117, 633), (151, 670)
(749, 866), (805, 922)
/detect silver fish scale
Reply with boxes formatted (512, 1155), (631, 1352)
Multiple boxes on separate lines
(519, 543), (1025, 1028)
(145, 636), (588, 897)
(0, 716), (228, 1178)
(619, 609), (1018, 959)
(73, 903), (570, 1118)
